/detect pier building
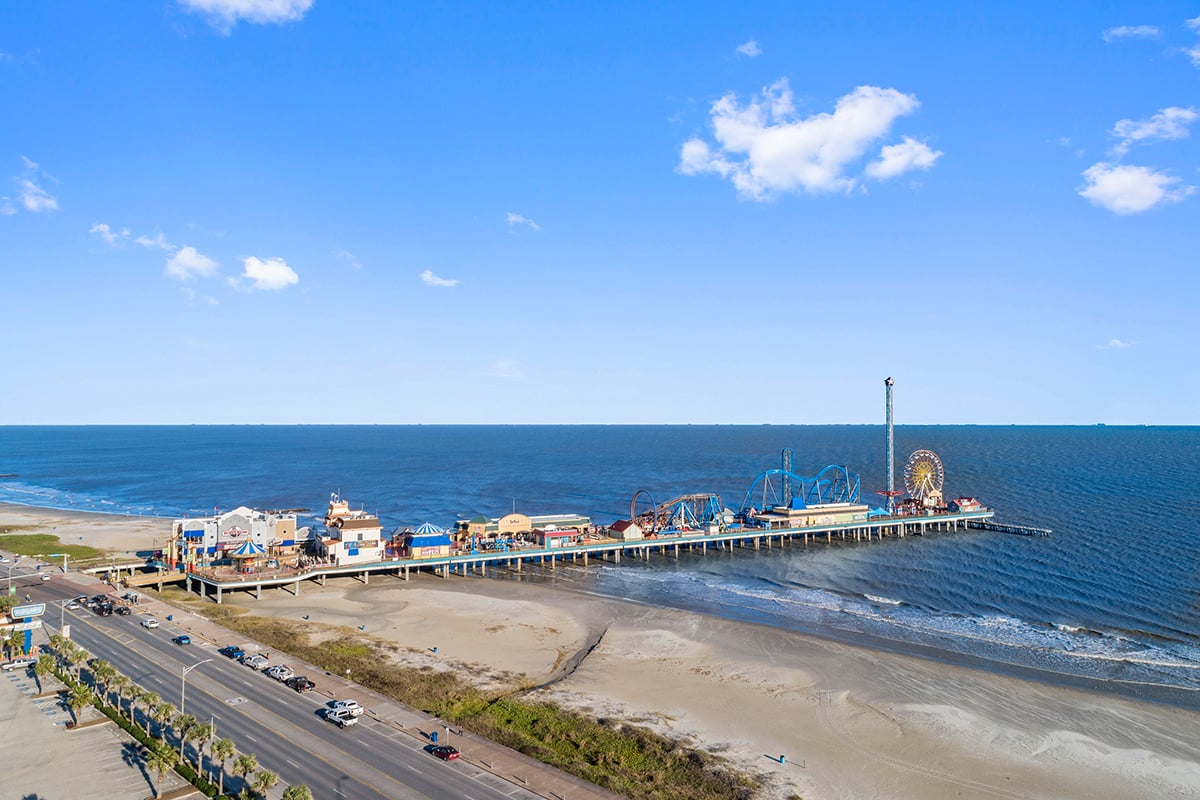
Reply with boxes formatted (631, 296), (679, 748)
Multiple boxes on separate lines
(170, 507), (312, 568)
(315, 494), (383, 566)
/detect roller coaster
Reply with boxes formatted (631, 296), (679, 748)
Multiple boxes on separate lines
(631, 489), (728, 534)
(738, 463), (861, 516)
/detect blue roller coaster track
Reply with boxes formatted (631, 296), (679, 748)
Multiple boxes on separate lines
(739, 464), (860, 515)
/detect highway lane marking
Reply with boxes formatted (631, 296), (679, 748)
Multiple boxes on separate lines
(61, 611), (454, 800)
(286, 759), (300, 768)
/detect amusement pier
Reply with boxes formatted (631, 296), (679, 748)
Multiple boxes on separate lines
(106, 379), (1044, 603)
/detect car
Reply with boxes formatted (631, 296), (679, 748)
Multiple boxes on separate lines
(65, 601), (81, 610)
(430, 745), (460, 761)
(172, 635), (191, 645)
(94, 604), (113, 617)
(241, 654), (269, 670)
(218, 645), (245, 660)
(39, 573), (51, 581)
(265, 665), (294, 682)
(1, 657), (36, 671)
(141, 617), (160, 629)
(287, 676), (315, 693)
(325, 708), (358, 728)
(0, 557), (9, 564)
(115, 606), (131, 616)
(329, 699), (363, 716)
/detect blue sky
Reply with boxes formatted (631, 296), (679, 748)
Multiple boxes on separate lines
(1, 1), (1197, 425)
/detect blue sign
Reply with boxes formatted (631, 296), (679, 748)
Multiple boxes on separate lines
(11, 603), (45, 618)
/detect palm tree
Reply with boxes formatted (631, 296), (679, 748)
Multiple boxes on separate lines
(110, 673), (132, 718)
(211, 737), (236, 796)
(145, 742), (178, 798)
(252, 769), (278, 799)
(232, 753), (258, 798)
(67, 685), (93, 725)
(173, 712), (197, 761)
(3, 628), (23, 660)
(33, 654), (54, 693)
(151, 702), (176, 741)
(281, 785), (314, 800)
(188, 721), (213, 772)
(137, 690), (160, 733)
(89, 659), (115, 702)
(67, 645), (88, 681)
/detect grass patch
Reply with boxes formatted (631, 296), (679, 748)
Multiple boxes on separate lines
(0, 533), (105, 561)
(175, 605), (757, 800)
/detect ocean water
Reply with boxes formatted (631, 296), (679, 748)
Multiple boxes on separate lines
(2, 425), (1198, 705)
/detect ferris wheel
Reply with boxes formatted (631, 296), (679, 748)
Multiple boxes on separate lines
(904, 449), (945, 506)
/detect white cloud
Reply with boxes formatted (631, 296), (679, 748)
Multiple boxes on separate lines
(240, 255), (299, 290)
(1102, 25), (1162, 42)
(487, 359), (523, 379)
(18, 179), (57, 212)
(181, 0), (312, 32)
(10, 156), (58, 213)
(89, 223), (130, 246)
(736, 40), (762, 58)
(165, 245), (220, 280)
(1098, 338), (1133, 349)
(1078, 162), (1194, 214)
(0, 197), (14, 216)
(865, 136), (942, 179)
(136, 231), (175, 250)
(1111, 106), (1197, 156)
(336, 249), (362, 270)
(506, 212), (540, 231)
(678, 80), (929, 199)
(1187, 45), (1200, 67)
(420, 269), (459, 287)
(1188, 16), (1200, 32)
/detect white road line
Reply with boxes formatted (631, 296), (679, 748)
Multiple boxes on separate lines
(286, 759), (300, 768)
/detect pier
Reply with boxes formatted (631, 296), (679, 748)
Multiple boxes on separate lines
(160, 509), (998, 604)
(966, 519), (1052, 537)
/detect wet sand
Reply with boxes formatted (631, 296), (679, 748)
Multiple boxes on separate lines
(5, 503), (1200, 799)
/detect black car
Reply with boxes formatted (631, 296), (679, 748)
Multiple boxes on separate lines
(218, 645), (245, 660)
(94, 603), (113, 617)
(115, 606), (132, 616)
(287, 676), (315, 693)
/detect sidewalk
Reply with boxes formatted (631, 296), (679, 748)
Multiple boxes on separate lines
(104, 577), (626, 800)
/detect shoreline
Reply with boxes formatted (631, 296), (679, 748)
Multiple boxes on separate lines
(5, 502), (1200, 798)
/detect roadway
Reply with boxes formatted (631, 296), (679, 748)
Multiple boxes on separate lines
(10, 563), (544, 800)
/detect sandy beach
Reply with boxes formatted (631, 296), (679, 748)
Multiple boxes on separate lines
(6, 503), (1200, 800)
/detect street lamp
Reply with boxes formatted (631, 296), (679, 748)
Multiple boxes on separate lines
(181, 658), (213, 715)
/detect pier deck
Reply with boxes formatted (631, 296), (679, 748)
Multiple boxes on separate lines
(157, 509), (999, 604)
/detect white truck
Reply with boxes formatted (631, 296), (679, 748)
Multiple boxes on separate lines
(326, 708), (359, 728)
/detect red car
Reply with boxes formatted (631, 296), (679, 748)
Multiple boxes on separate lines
(430, 745), (459, 761)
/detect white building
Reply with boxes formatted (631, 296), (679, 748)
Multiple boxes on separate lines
(316, 494), (384, 566)
(172, 507), (312, 566)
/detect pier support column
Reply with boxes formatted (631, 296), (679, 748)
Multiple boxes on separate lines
(216, 586), (223, 604)
(583, 552), (588, 566)
(481, 562), (486, 577)
(293, 579), (300, 596)
(615, 550), (621, 564)
(363, 571), (370, 584)
(405, 565), (410, 581)
(186, 576), (192, 594)
(256, 584), (262, 600)
(319, 573), (326, 586)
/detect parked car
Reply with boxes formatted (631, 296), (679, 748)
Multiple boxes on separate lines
(329, 699), (363, 716)
(265, 665), (295, 682)
(430, 745), (460, 761)
(140, 617), (160, 629)
(1, 657), (36, 671)
(65, 601), (81, 610)
(325, 708), (358, 728)
(241, 654), (269, 670)
(287, 676), (315, 693)
(172, 635), (191, 646)
(218, 645), (245, 660)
